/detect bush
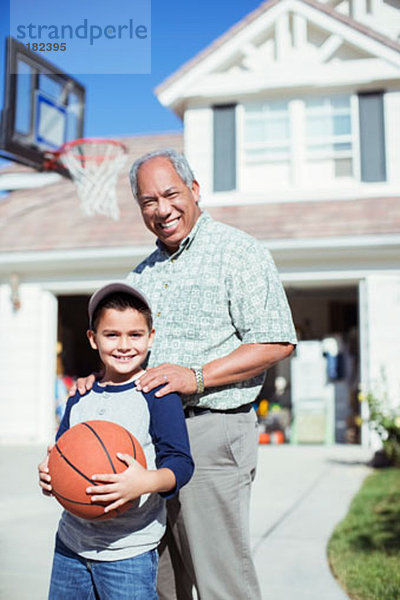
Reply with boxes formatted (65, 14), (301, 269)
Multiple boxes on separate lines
(361, 391), (400, 467)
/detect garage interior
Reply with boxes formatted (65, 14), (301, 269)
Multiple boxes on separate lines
(56, 285), (361, 444)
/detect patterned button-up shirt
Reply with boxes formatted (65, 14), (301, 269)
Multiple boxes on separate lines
(127, 211), (297, 409)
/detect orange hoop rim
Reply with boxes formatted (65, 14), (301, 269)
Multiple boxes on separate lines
(44, 137), (128, 170)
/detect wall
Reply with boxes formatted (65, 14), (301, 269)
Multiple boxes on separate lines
(0, 283), (57, 443)
(184, 106), (213, 194)
(360, 274), (400, 406)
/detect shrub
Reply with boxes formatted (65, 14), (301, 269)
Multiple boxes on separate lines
(361, 391), (400, 467)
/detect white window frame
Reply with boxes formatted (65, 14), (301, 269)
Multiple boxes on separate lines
(242, 99), (291, 164)
(304, 94), (354, 177)
(239, 93), (358, 191)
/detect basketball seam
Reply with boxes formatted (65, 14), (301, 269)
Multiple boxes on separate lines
(82, 422), (118, 473)
(126, 430), (137, 460)
(52, 422), (140, 520)
(52, 490), (103, 507)
(54, 444), (98, 486)
(52, 490), (126, 520)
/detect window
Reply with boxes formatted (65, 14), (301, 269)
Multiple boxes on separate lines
(236, 93), (382, 194)
(305, 96), (353, 178)
(240, 94), (356, 191)
(243, 101), (291, 189)
(244, 101), (290, 163)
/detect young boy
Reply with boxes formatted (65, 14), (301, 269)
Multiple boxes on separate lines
(38, 282), (194, 600)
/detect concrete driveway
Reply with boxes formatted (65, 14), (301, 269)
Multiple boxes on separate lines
(0, 443), (371, 600)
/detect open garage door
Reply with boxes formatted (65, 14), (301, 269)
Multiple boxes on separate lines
(257, 285), (360, 445)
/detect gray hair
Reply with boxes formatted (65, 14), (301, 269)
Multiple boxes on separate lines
(129, 148), (196, 200)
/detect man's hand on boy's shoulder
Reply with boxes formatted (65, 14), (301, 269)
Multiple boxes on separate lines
(68, 373), (97, 397)
(38, 445), (54, 496)
(135, 364), (197, 397)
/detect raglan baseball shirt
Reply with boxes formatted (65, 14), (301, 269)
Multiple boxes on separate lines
(55, 379), (194, 561)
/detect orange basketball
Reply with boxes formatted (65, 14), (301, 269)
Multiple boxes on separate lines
(48, 420), (147, 521)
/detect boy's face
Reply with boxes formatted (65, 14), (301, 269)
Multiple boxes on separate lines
(87, 307), (155, 384)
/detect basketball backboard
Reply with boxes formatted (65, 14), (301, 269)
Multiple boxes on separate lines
(0, 37), (85, 173)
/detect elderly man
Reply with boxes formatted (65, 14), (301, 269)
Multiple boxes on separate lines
(127, 149), (296, 600)
(76, 148), (296, 599)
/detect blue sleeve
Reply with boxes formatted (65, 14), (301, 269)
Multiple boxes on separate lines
(55, 391), (81, 441)
(145, 388), (194, 499)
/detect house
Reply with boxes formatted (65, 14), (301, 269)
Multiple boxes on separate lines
(156, 0), (400, 445)
(0, 0), (399, 444)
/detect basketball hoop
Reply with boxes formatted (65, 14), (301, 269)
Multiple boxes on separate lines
(48, 138), (128, 220)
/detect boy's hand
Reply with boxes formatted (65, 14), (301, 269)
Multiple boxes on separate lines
(135, 364), (197, 397)
(87, 454), (149, 513)
(69, 373), (96, 396)
(38, 445), (54, 496)
(87, 453), (176, 514)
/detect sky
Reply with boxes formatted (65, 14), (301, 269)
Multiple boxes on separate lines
(0, 0), (265, 141)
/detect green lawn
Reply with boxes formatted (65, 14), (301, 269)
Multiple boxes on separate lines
(328, 468), (400, 600)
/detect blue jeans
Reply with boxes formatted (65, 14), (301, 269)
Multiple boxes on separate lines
(49, 535), (158, 599)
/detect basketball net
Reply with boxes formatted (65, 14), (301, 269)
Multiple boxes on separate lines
(55, 138), (128, 220)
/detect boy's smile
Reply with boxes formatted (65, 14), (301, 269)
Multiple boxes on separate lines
(87, 307), (155, 385)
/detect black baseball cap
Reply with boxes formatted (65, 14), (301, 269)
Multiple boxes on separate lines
(88, 282), (151, 329)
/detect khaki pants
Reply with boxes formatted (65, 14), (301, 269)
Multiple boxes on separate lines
(157, 407), (261, 600)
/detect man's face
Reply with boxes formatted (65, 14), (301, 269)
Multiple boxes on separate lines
(136, 157), (201, 253)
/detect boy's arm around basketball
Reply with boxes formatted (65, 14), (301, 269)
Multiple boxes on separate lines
(86, 388), (194, 512)
(38, 388), (195, 511)
(86, 452), (175, 513)
(38, 443), (178, 504)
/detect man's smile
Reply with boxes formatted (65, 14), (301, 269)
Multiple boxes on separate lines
(159, 218), (180, 230)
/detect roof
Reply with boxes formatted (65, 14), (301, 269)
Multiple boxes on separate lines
(0, 132), (183, 253)
(155, 0), (400, 99)
(0, 130), (399, 254)
(210, 196), (400, 241)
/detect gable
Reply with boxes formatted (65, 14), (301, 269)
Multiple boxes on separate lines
(157, 0), (400, 112)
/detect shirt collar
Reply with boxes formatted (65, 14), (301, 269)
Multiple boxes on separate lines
(156, 210), (210, 259)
